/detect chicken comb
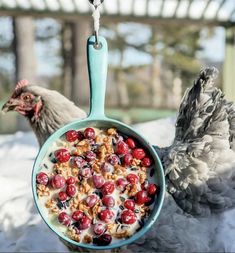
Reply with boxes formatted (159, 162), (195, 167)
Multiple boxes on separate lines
(15, 79), (29, 91)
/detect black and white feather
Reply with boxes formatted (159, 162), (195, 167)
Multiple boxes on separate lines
(163, 67), (235, 216)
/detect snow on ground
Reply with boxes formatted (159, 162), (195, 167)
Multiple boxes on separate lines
(0, 118), (235, 252)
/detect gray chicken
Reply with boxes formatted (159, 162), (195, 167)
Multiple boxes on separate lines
(163, 67), (235, 216)
(2, 68), (235, 252)
(2, 79), (87, 146)
(122, 67), (235, 253)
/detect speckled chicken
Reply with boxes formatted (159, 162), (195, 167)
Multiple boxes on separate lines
(162, 67), (235, 216)
(2, 80), (87, 146)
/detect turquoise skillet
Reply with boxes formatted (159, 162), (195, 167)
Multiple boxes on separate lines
(32, 36), (165, 250)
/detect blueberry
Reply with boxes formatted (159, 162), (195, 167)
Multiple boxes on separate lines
(50, 157), (57, 164)
(56, 200), (64, 210)
(93, 234), (112, 246)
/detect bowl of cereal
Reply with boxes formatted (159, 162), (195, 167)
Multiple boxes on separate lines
(32, 36), (165, 250)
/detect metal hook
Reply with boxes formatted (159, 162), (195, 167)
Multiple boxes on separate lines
(94, 31), (99, 49)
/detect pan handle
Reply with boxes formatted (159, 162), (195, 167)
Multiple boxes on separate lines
(87, 36), (108, 119)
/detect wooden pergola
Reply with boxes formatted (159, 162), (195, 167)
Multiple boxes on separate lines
(0, 0), (235, 101)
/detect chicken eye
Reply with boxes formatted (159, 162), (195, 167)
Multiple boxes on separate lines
(23, 95), (31, 101)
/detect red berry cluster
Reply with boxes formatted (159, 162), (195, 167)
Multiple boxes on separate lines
(114, 137), (152, 168)
(59, 210), (91, 230)
(36, 127), (159, 246)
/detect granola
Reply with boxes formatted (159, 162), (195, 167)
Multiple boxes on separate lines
(36, 127), (158, 246)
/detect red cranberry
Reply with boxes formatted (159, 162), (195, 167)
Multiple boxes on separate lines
(36, 172), (49, 185)
(51, 174), (66, 189)
(102, 182), (115, 195)
(121, 210), (136, 224)
(116, 178), (129, 191)
(66, 184), (77, 197)
(126, 173), (139, 184)
(115, 141), (129, 155)
(65, 130), (78, 142)
(93, 234), (112, 246)
(101, 162), (113, 173)
(58, 191), (67, 201)
(66, 176), (76, 185)
(84, 128), (95, 139)
(108, 154), (120, 165)
(132, 148), (146, 160)
(78, 216), (91, 230)
(123, 154), (133, 166)
(99, 209), (115, 223)
(124, 199), (135, 211)
(55, 149), (70, 163)
(147, 183), (158, 195)
(73, 156), (87, 168)
(102, 195), (115, 207)
(141, 157), (152, 167)
(86, 151), (96, 162)
(58, 212), (71, 226)
(125, 138), (136, 149)
(135, 190), (150, 205)
(77, 131), (84, 141)
(86, 194), (99, 207)
(93, 175), (105, 189)
(93, 223), (106, 235)
(72, 210), (84, 221)
(79, 167), (92, 178)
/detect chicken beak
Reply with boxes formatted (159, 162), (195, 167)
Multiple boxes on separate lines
(1, 98), (19, 113)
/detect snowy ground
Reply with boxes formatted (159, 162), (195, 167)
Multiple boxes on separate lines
(0, 118), (235, 252)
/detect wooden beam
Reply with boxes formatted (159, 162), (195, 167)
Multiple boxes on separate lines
(223, 27), (235, 102)
(201, 0), (213, 19)
(117, 0), (120, 16)
(229, 7), (235, 21)
(71, 0), (79, 12)
(71, 19), (91, 106)
(0, 8), (233, 27)
(215, 0), (226, 19)
(145, 0), (150, 17)
(13, 16), (37, 131)
(101, 0), (108, 14)
(61, 21), (73, 99)
(131, 0), (135, 16)
(42, 0), (51, 11)
(159, 0), (165, 17)
(186, 0), (194, 18)
(13, 17), (37, 83)
(173, 0), (182, 18)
